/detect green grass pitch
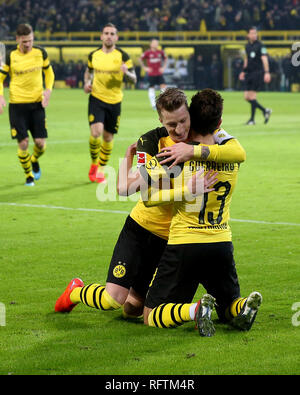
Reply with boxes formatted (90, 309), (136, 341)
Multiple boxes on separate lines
(0, 89), (299, 375)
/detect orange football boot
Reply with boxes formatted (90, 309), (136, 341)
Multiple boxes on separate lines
(55, 278), (84, 313)
(88, 164), (98, 182)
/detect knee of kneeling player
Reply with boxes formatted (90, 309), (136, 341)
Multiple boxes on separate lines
(123, 301), (144, 318)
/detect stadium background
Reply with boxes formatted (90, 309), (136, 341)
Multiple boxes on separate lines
(1, 0), (300, 92)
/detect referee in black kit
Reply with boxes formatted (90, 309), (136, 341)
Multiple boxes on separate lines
(239, 27), (272, 125)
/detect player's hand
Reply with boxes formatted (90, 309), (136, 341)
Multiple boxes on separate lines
(126, 142), (137, 157)
(187, 169), (218, 196)
(84, 83), (92, 93)
(121, 63), (128, 74)
(203, 170), (218, 193)
(42, 89), (51, 108)
(239, 72), (245, 81)
(0, 95), (6, 114)
(157, 143), (194, 169)
(264, 72), (271, 83)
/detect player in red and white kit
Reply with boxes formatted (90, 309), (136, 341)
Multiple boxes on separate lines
(139, 39), (167, 110)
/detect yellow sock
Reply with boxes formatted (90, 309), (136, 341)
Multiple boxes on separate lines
(18, 148), (33, 179)
(31, 143), (46, 163)
(225, 297), (247, 320)
(148, 303), (192, 328)
(89, 135), (101, 164)
(98, 138), (114, 169)
(70, 284), (121, 310)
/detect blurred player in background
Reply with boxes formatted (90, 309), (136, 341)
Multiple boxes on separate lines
(0, 43), (5, 67)
(0, 23), (54, 186)
(139, 38), (167, 110)
(239, 26), (272, 125)
(84, 23), (136, 184)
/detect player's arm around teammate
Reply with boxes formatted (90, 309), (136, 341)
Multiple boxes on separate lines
(156, 134), (246, 169)
(117, 142), (142, 196)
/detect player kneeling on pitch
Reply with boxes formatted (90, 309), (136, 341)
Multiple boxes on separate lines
(141, 89), (262, 336)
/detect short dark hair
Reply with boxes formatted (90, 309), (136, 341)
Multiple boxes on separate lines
(248, 26), (258, 32)
(156, 88), (188, 117)
(189, 89), (223, 135)
(102, 23), (118, 33)
(16, 23), (33, 36)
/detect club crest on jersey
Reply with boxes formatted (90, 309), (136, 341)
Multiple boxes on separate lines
(113, 264), (126, 278)
(146, 157), (158, 170)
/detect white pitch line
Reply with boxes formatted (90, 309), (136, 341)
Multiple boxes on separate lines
(1, 202), (299, 227)
(0, 128), (298, 147)
(0, 202), (128, 215)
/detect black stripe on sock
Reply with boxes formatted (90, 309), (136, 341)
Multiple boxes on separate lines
(82, 284), (93, 307)
(177, 304), (187, 322)
(152, 307), (160, 328)
(158, 303), (167, 328)
(170, 304), (182, 326)
(93, 285), (102, 309)
(98, 287), (106, 310)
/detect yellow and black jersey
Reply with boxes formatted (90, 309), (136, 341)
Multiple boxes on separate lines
(0, 45), (54, 103)
(130, 127), (175, 240)
(88, 47), (134, 104)
(141, 137), (241, 244)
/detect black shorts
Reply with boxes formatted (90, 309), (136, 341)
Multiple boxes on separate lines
(88, 94), (121, 134)
(148, 75), (165, 87)
(145, 242), (241, 321)
(9, 102), (47, 142)
(245, 70), (264, 92)
(106, 215), (167, 299)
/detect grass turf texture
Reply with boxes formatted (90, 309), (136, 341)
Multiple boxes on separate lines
(0, 89), (299, 375)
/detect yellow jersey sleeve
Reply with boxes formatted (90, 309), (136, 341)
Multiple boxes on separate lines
(129, 127), (174, 240)
(194, 129), (246, 163)
(194, 139), (246, 163)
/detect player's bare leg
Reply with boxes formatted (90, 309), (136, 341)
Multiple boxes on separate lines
(123, 288), (144, 318)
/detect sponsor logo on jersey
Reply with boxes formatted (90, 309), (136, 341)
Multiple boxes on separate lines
(137, 151), (146, 166)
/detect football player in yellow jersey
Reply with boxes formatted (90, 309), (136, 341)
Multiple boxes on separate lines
(55, 88), (247, 323)
(142, 89), (262, 336)
(84, 23), (137, 184)
(0, 24), (54, 186)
